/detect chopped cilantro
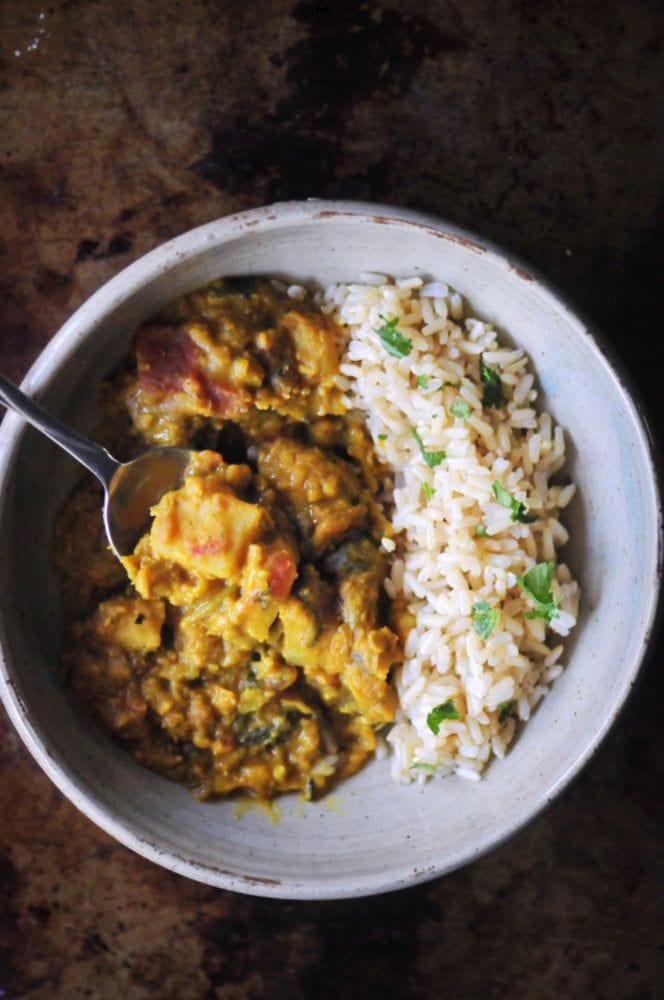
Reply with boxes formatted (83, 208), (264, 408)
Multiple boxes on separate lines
(417, 374), (429, 389)
(376, 315), (412, 359)
(411, 762), (436, 773)
(377, 433), (387, 442)
(492, 481), (537, 523)
(498, 699), (518, 724)
(427, 699), (460, 734)
(422, 482), (435, 502)
(410, 427), (446, 468)
(471, 600), (498, 639)
(480, 356), (505, 408)
(475, 525), (489, 538)
(450, 398), (472, 420)
(517, 561), (561, 623)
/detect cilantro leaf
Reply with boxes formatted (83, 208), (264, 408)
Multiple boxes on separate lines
(517, 561), (561, 623)
(450, 398), (472, 420)
(480, 356), (504, 408)
(422, 482), (435, 502)
(410, 427), (446, 468)
(492, 481), (537, 523)
(411, 762), (436, 773)
(417, 374), (429, 389)
(376, 315), (412, 359)
(377, 433), (387, 442)
(475, 525), (489, 538)
(492, 481), (513, 509)
(498, 699), (518, 724)
(427, 699), (460, 734)
(471, 600), (498, 639)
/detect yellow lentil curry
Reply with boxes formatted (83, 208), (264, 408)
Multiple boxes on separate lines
(54, 277), (403, 801)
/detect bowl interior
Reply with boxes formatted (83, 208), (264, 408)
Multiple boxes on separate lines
(0, 202), (660, 898)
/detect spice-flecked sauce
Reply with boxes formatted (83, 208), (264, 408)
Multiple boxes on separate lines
(53, 278), (404, 801)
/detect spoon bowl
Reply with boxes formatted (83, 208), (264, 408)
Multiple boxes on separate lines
(0, 371), (193, 558)
(104, 446), (194, 556)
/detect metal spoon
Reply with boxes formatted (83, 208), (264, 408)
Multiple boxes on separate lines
(0, 372), (194, 558)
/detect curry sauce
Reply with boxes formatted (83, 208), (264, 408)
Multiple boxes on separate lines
(54, 278), (403, 801)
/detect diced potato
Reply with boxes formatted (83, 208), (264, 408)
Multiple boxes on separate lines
(88, 596), (166, 654)
(149, 473), (270, 583)
(279, 598), (321, 666)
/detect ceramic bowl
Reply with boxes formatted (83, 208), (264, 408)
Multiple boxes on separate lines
(0, 201), (660, 899)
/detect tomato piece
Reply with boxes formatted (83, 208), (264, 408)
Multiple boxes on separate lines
(266, 550), (297, 600)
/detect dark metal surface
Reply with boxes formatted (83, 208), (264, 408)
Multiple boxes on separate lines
(1, 1), (662, 996)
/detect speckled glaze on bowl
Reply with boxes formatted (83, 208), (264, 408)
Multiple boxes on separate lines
(0, 201), (660, 899)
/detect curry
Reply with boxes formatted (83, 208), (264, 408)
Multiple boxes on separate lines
(54, 277), (403, 800)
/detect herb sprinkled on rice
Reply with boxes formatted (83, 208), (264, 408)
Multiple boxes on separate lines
(323, 276), (580, 783)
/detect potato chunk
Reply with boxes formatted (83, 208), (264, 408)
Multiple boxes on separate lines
(149, 478), (268, 582)
(123, 452), (271, 598)
(87, 596), (166, 654)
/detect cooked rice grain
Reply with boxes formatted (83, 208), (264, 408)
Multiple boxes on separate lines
(325, 278), (580, 784)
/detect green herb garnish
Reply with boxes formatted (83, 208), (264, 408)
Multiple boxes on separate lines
(475, 525), (489, 538)
(471, 600), (498, 639)
(411, 427), (446, 468)
(480, 356), (504, 408)
(417, 374), (429, 389)
(492, 481), (537, 523)
(376, 315), (413, 359)
(450, 398), (472, 420)
(498, 699), (518, 724)
(422, 482), (435, 502)
(427, 699), (460, 734)
(517, 561), (561, 623)
(411, 762), (436, 773)
(377, 433), (387, 442)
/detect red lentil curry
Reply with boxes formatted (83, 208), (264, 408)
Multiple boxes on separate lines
(54, 277), (404, 801)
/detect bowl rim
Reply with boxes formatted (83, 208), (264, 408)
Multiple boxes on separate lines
(0, 198), (662, 899)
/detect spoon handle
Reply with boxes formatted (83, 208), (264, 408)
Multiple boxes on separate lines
(0, 372), (119, 489)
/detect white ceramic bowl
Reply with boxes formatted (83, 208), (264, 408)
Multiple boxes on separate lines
(0, 201), (660, 899)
